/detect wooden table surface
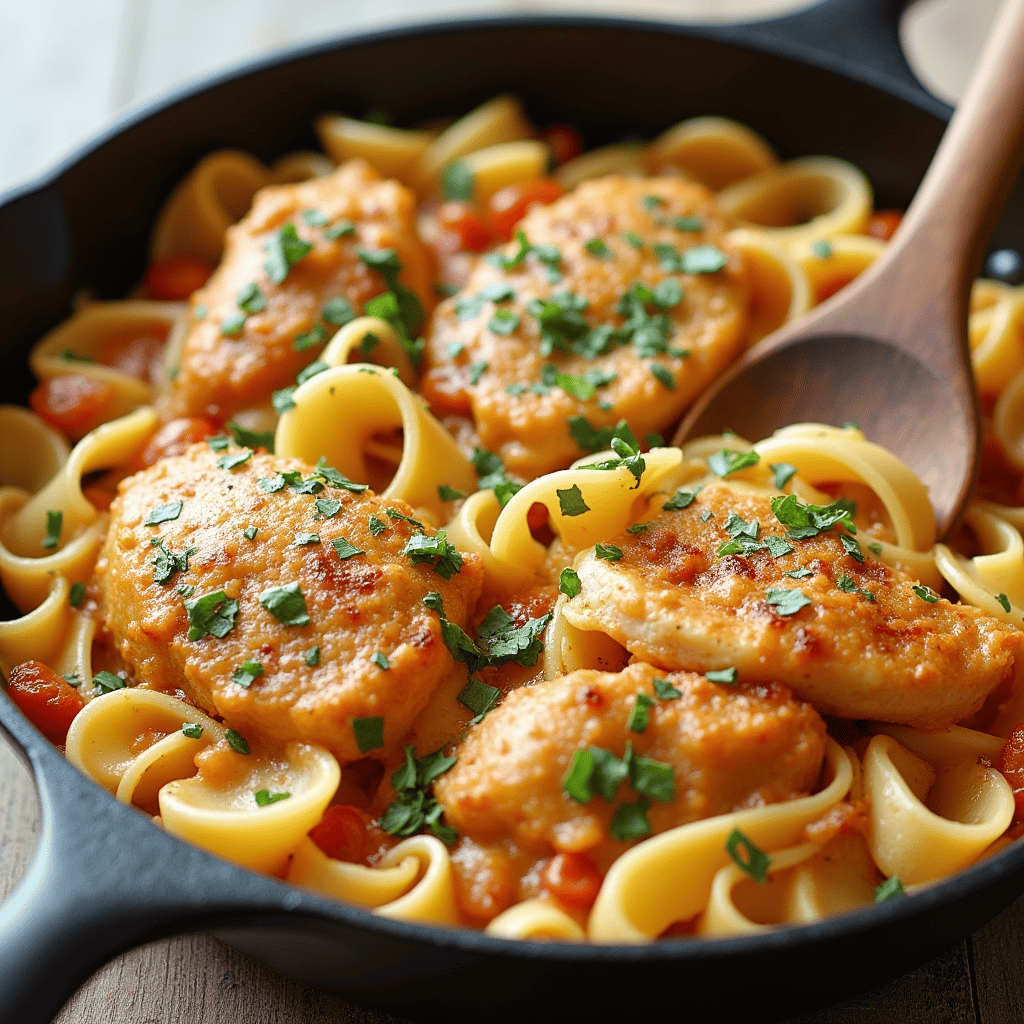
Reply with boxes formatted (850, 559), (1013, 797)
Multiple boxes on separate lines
(3, 1), (1021, 1021)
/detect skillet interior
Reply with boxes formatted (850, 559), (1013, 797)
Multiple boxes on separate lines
(2, 10), (1024, 1024)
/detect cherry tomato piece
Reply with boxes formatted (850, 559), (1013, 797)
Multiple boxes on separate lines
(542, 123), (583, 166)
(541, 851), (603, 911)
(6, 660), (86, 744)
(144, 255), (214, 301)
(867, 209), (903, 242)
(488, 179), (565, 242)
(135, 417), (220, 470)
(437, 201), (494, 253)
(98, 321), (171, 383)
(29, 374), (114, 435)
(309, 805), (370, 863)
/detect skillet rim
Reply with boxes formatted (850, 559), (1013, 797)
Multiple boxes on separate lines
(1, 8), (1022, 1015)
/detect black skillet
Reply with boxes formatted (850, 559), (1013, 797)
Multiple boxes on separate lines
(2, 1), (1024, 1021)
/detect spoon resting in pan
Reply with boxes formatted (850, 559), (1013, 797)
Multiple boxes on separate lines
(674, 0), (1024, 538)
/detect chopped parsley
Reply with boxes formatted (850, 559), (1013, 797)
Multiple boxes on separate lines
(595, 543), (623, 562)
(182, 722), (203, 739)
(726, 828), (771, 884)
(785, 567), (813, 580)
(368, 515), (388, 536)
(681, 244), (729, 274)
(765, 588), (812, 615)
(237, 282), (266, 314)
(325, 219), (356, 240)
(150, 538), (195, 585)
(838, 573), (875, 601)
(255, 789), (291, 806)
(370, 652), (391, 671)
(622, 231), (644, 249)
(259, 583), (310, 626)
(841, 534), (865, 562)
(423, 592), (486, 672)
(296, 359), (329, 384)
(649, 364), (676, 389)
(402, 530), (464, 579)
(458, 678), (501, 722)
(438, 485), (465, 502)
(581, 434), (646, 488)
(771, 493), (856, 539)
(868, 542), (884, 555)
(293, 532), (320, 546)
(302, 208), (329, 227)
(321, 297), (356, 329)
(652, 676), (681, 700)
(707, 449), (760, 477)
(584, 238), (613, 259)
(232, 661), (264, 688)
(228, 421), (275, 453)
(386, 508), (424, 530)
(672, 216), (704, 232)
(93, 670), (127, 694)
(441, 159), (475, 201)
(770, 462), (798, 489)
(293, 325), (325, 353)
(610, 799), (653, 841)
(353, 716), (385, 752)
(912, 585), (939, 604)
(642, 195), (665, 210)
(304, 646), (320, 667)
(225, 729), (250, 755)
(468, 360), (488, 385)
(331, 537), (364, 560)
(560, 567), (582, 598)
(358, 247), (425, 340)
(243, 526), (258, 541)
(220, 311), (247, 336)
(476, 605), (552, 667)
(705, 667), (738, 685)
(488, 309), (520, 335)
(68, 581), (86, 607)
(813, 239), (833, 259)
(663, 488), (700, 511)
(556, 484), (590, 517)
(185, 591), (239, 641)
(380, 745), (458, 845)
(314, 497), (342, 518)
(144, 502), (182, 526)
(264, 223), (312, 284)
(567, 416), (639, 454)
(217, 448), (252, 471)
(875, 876), (905, 902)
(471, 447), (522, 507)
(997, 593), (1012, 612)
(627, 692), (656, 733)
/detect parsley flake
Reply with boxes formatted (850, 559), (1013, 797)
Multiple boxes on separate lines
(144, 502), (182, 526)
(255, 789), (291, 806)
(997, 593), (1012, 612)
(68, 581), (86, 607)
(584, 238), (613, 259)
(264, 223), (312, 284)
(649, 364), (676, 389)
(912, 585), (939, 604)
(441, 159), (475, 201)
(595, 543), (623, 562)
(314, 497), (342, 518)
(627, 692), (656, 733)
(770, 462), (797, 489)
(305, 646), (320, 667)
(259, 583), (310, 626)
(765, 588), (812, 615)
(237, 282), (266, 314)
(185, 591), (239, 640)
(182, 722), (203, 739)
(560, 567), (582, 598)
(705, 667), (738, 685)
(232, 661), (264, 688)
(875, 876), (905, 902)
(438, 485), (465, 502)
(93, 670), (127, 694)
(225, 729), (250, 755)
(556, 484), (590, 517)
(228, 421), (275, 453)
(652, 677), (681, 700)
(458, 678), (500, 721)
(380, 745), (459, 845)
(726, 828), (771, 883)
(663, 488), (700, 511)
(370, 652), (391, 671)
(402, 530), (464, 579)
(423, 592), (486, 672)
(217, 449), (252, 470)
(477, 606), (552, 667)
(220, 311), (247, 336)
(681, 244), (729, 274)
(488, 309), (520, 335)
(294, 532), (320, 546)
(368, 515), (388, 536)
(708, 449), (760, 477)
(150, 538), (195, 585)
(813, 239), (833, 259)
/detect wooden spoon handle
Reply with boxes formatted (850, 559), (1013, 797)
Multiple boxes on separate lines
(798, 0), (1024, 369)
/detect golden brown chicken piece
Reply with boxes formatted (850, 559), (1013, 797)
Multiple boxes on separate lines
(161, 160), (433, 422)
(95, 444), (482, 762)
(561, 482), (1022, 730)
(434, 662), (825, 863)
(423, 176), (748, 479)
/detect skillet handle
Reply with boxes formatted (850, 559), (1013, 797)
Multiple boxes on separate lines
(726, 0), (950, 117)
(0, 712), (312, 1024)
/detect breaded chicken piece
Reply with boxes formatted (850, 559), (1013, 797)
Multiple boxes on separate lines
(423, 176), (748, 479)
(562, 482), (1023, 730)
(161, 160), (433, 421)
(434, 662), (825, 863)
(95, 444), (482, 762)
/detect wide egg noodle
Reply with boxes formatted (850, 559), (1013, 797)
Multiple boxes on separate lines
(274, 363), (477, 522)
(862, 733), (1014, 885)
(485, 898), (586, 941)
(968, 279), (1024, 398)
(0, 406), (156, 611)
(0, 406), (70, 492)
(158, 740), (341, 876)
(587, 739), (852, 942)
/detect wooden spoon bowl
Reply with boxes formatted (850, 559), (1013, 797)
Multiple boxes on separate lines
(675, 0), (1024, 538)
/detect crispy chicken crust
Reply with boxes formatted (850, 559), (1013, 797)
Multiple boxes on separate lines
(161, 160), (433, 422)
(434, 662), (826, 863)
(95, 444), (482, 762)
(423, 176), (748, 479)
(562, 482), (1022, 730)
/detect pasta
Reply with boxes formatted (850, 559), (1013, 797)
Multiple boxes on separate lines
(4, 98), (1024, 947)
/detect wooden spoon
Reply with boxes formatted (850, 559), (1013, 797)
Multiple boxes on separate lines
(673, 0), (1024, 537)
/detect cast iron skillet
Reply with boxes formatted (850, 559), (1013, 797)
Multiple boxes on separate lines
(2, 2), (1024, 1021)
